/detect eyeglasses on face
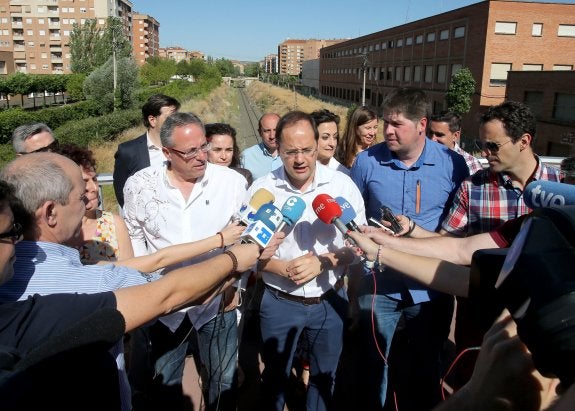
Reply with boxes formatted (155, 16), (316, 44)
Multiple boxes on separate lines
(474, 139), (512, 153)
(0, 222), (23, 243)
(281, 147), (317, 158)
(24, 140), (59, 154)
(166, 142), (211, 160)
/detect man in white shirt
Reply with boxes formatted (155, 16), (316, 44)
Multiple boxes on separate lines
(123, 112), (247, 411)
(247, 111), (366, 411)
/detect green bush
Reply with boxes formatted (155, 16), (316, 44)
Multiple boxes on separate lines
(54, 108), (140, 146)
(0, 144), (15, 169)
(0, 109), (36, 144)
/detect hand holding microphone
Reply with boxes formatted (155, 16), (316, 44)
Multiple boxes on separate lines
(235, 188), (275, 226)
(240, 202), (281, 248)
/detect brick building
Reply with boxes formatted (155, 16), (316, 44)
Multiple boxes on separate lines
(279, 38), (347, 76)
(0, 0), (135, 74)
(319, 0), (575, 139)
(506, 70), (575, 156)
(264, 53), (277, 74)
(132, 13), (159, 66)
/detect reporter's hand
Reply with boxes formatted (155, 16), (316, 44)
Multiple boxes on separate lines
(346, 230), (379, 261)
(220, 222), (245, 246)
(228, 243), (260, 272)
(391, 214), (411, 237)
(259, 231), (285, 261)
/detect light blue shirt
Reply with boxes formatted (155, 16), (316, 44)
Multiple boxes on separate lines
(351, 139), (469, 303)
(240, 143), (283, 180)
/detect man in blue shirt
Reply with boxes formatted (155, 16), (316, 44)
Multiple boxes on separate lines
(350, 88), (469, 410)
(240, 113), (283, 180)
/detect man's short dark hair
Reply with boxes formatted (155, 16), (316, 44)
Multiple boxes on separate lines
(430, 111), (461, 133)
(382, 87), (431, 124)
(480, 101), (536, 144)
(276, 111), (318, 145)
(142, 94), (181, 128)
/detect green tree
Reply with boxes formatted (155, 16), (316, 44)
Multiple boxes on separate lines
(244, 63), (261, 78)
(446, 67), (476, 116)
(69, 17), (131, 75)
(66, 73), (87, 101)
(214, 58), (238, 77)
(139, 57), (176, 86)
(83, 56), (138, 112)
(6, 72), (32, 106)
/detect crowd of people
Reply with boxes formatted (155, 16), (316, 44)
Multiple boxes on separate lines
(0, 87), (574, 411)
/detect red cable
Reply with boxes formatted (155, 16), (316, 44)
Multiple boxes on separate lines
(440, 346), (481, 400)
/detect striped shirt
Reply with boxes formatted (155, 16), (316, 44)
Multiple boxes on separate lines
(453, 143), (483, 175)
(0, 240), (160, 411)
(442, 156), (561, 236)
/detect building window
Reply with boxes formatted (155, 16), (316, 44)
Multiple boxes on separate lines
(397, 38), (403, 47)
(426, 32), (436, 42)
(524, 91), (544, 118)
(490, 63), (512, 86)
(387, 67), (393, 80)
(532, 23), (543, 36)
(414, 66), (422, 81)
(405, 36), (413, 46)
(382, 42), (386, 50)
(554, 65), (573, 71)
(375, 43), (380, 51)
(27, 30), (33, 35)
(30, 64), (36, 70)
(380, 68), (385, 80)
(388, 40), (394, 48)
(439, 29), (449, 40)
(454, 26), (465, 38)
(523, 64), (543, 71)
(495, 21), (517, 34)
(415, 34), (423, 44)
(42, 64), (48, 70)
(437, 65), (447, 83)
(553, 93), (575, 122)
(395, 66), (402, 81)
(424, 65), (433, 83)
(404, 66), (412, 82)
(39, 30), (45, 36)
(558, 25), (575, 37)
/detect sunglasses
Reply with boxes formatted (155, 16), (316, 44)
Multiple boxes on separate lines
(0, 222), (23, 242)
(474, 139), (512, 153)
(24, 140), (60, 154)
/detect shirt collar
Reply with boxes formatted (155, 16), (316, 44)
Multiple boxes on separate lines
(496, 155), (543, 189)
(272, 161), (330, 194)
(377, 139), (435, 169)
(146, 132), (161, 150)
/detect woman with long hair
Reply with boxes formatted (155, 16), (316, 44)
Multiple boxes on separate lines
(336, 106), (378, 169)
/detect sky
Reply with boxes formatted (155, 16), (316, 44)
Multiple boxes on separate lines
(132, 0), (563, 62)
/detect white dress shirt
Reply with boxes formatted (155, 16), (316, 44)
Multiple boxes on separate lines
(123, 162), (248, 330)
(248, 162), (366, 298)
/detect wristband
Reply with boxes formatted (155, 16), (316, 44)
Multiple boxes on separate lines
(223, 250), (238, 274)
(404, 218), (416, 237)
(216, 231), (224, 248)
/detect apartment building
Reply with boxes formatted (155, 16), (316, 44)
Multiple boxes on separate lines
(0, 0), (134, 74)
(278, 38), (347, 76)
(264, 53), (277, 74)
(506, 70), (575, 156)
(132, 12), (159, 66)
(319, 0), (575, 138)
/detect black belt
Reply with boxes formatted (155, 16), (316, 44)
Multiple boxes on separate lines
(265, 284), (335, 305)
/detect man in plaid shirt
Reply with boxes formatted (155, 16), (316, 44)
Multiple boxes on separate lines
(428, 111), (484, 175)
(441, 101), (561, 387)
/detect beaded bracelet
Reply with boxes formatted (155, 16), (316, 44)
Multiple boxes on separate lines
(375, 245), (382, 268)
(216, 232), (224, 248)
(223, 250), (238, 274)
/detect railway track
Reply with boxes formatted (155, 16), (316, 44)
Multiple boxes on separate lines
(235, 87), (262, 152)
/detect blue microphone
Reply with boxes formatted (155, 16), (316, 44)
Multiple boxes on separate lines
(524, 180), (575, 209)
(336, 196), (360, 231)
(276, 196), (306, 232)
(240, 203), (281, 248)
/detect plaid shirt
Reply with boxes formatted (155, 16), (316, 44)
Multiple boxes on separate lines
(442, 156), (561, 236)
(453, 143), (483, 175)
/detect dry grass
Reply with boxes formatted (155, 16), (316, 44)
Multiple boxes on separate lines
(94, 82), (383, 212)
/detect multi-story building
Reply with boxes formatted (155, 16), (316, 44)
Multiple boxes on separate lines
(132, 13), (159, 66)
(0, 0), (134, 74)
(506, 70), (575, 156)
(279, 38), (347, 76)
(319, 0), (575, 138)
(158, 47), (204, 63)
(264, 53), (277, 74)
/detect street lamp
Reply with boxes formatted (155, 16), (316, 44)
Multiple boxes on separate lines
(361, 53), (369, 106)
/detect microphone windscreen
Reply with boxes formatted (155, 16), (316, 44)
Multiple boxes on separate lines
(254, 203), (283, 230)
(336, 196), (357, 226)
(280, 196), (306, 227)
(524, 180), (575, 209)
(312, 193), (342, 224)
(250, 188), (275, 210)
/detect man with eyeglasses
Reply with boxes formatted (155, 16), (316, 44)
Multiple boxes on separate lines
(428, 111), (483, 174)
(246, 110), (366, 411)
(11, 122), (58, 155)
(122, 112), (250, 411)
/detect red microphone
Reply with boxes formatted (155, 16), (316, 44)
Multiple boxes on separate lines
(312, 194), (349, 236)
